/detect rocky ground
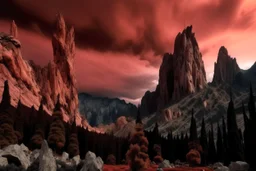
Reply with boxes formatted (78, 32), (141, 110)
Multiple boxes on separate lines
(0, 141), (250, 171)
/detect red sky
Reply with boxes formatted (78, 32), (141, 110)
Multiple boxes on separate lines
(0, 0), (256, 105)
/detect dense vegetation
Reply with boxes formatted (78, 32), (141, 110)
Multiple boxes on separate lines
(0, 80), (255, 170)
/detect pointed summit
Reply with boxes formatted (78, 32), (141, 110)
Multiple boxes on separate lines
(212, 46), (240, 85)
(10, 20), (18, 38)
(141, 25), (207, 114)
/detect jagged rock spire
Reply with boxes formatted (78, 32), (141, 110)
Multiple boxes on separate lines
(212, 46), (240, 85)
(10, 20), (18, 38)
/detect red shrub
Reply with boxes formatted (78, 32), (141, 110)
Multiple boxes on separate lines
(106, 154), (116, 165)
(186, 149), (201, 166)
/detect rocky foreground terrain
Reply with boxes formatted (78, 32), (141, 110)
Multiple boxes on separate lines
(0, 14), (80, 122)
(0, 141), (249, 171)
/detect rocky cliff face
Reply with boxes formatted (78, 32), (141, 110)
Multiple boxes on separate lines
(79, 93), (137, 126)
(141, 26), (207, 117)
(0, 14), (79, 122)
(212, 46), (240, 85)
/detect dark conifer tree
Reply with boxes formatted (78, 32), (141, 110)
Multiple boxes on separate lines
(67, 116), (79, 158)
(0, 80), (11, 111)
(227, 91), (244, 161)
(245, 83), (256, 169)
(0, 80), (18, 148)
(222, 115), (229, 165)
(30, 101), (46, 149)
(248, 82), (256, 122)
(242, 102), (250, 162)
(189, 109), (198, 141)
(47, 95), (66, 153)
(136, 105), (142, 124)
(200, 116), (208, 166)
(216, 123), (224, 163)
(208, 123), (217, 164)
(14, 100), (24, 143)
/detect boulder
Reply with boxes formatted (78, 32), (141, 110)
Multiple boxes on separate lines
(215, 166), (230, 171)
(229, 161), (249, 171)
(158, 160), (174, 168)
(38, 140), (56, 171)
(61, 152), (69, 162)
(71, 155), (80, 165)
(0, 156), (8, 167)
(0, 144), (30, 169)
(30, 149), (40, 164)
(80, 151), (104, 171)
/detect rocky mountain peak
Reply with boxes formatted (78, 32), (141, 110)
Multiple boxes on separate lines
(0, 15), (80, 123)
(10, 20), (18, 38)
(212, 46), (240, 85)
(141, 25), (207, 117)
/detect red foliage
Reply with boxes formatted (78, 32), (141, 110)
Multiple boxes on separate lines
(106, 154), (116, 165)
(67, 134), (79, 158)
(186, 149), (201, 166)
(188, 141), (203, 153)
(126, 123), (150, 171)
(47, 110), (65, 153)
(153, 155), (163, 165)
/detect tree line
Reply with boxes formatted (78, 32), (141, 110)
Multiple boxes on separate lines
(0, 80), (255, 169)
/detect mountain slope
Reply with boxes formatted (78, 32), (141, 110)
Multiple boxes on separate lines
(79, 93), (137, 126)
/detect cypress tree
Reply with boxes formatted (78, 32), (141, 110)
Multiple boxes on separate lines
(67, 116), (79, 158)
(47, 95), (66, 153)
(200, 116), (208, 165)
(216, 123), (224, 162)
(227, 91), (244, 161)
(248, 82), (256, 122)
(136, 105), (142, 124)
(0, 80), (18, 148)
(222, 115), (229, 165)
(0, 80), (11, 111)
(208, 123), (217, 164)
(189, 109), (198, 141)
(30, 100), (46, 149)
(14, 100), (24, 143)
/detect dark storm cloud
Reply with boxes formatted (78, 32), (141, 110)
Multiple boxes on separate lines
(1, 0), (255, 64)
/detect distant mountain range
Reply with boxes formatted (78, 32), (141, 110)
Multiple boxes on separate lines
(78, 93), (137, 126)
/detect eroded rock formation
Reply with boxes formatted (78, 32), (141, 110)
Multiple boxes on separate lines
(212, 46), (240, 85)
(141, 26), (207, 116)
(0, 14), (79, 122)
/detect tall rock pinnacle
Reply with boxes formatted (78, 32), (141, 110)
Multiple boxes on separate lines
(212, 46), (240, 85)
(140, 25), (207, 116)
(0, 14), (79, 122)
(10, 20), (18, 38)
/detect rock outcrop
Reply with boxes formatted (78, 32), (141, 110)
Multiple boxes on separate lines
(0, 14), (80, 122)
(0, 144), (30, 169)
(141, 26), (207, 116)
(212, 46), (240, 85)
(39, 140), (56, 171)
(80, 151), (104, 171)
